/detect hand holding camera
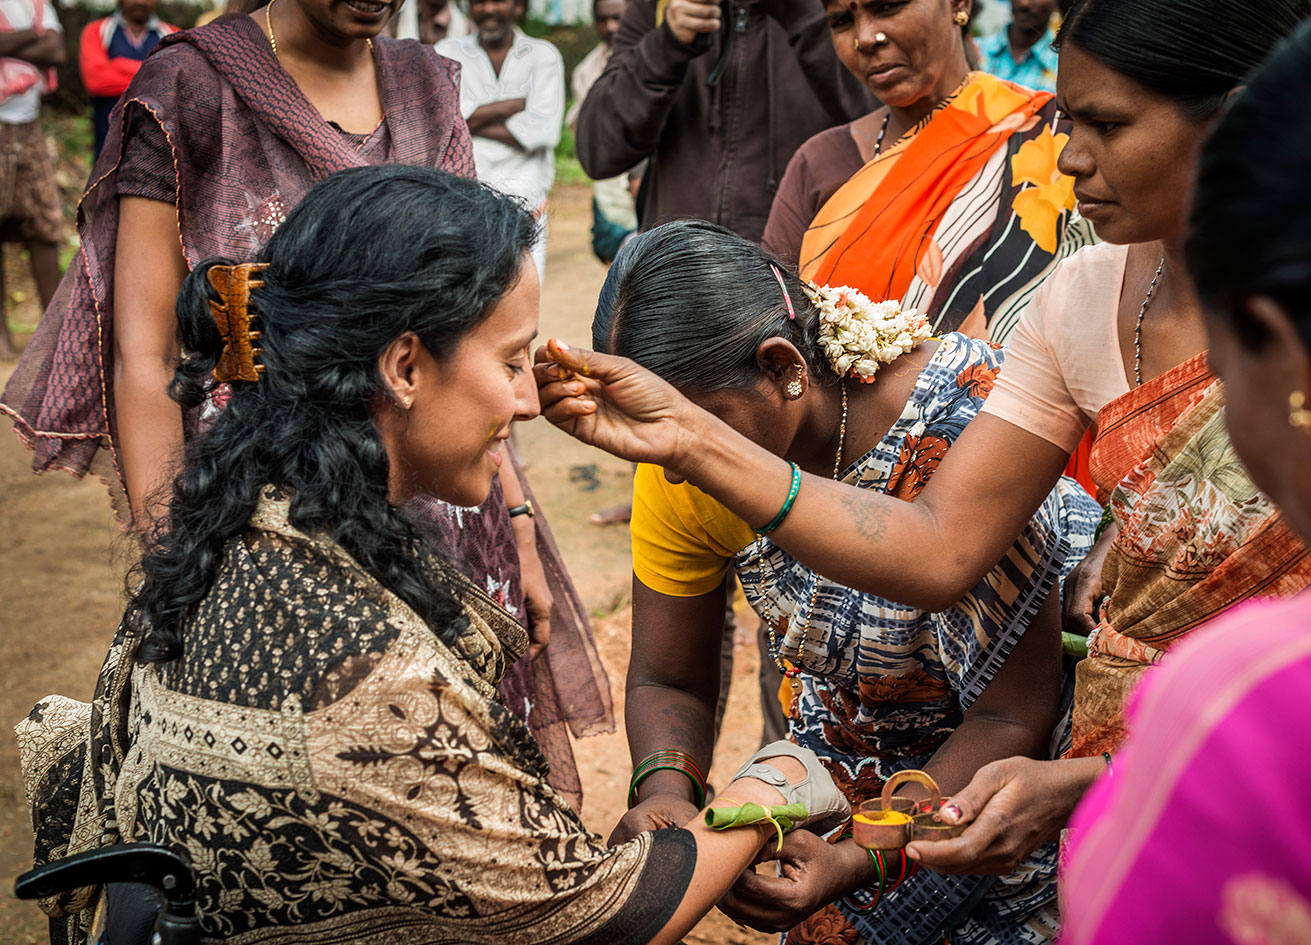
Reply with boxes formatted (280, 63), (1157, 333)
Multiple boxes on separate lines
(664, 0), (722, 45)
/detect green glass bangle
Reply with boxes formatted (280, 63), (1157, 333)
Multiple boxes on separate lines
(756, 462), (801, 535)
(628, 762), (707, 809)
(840, 836), (888, 913)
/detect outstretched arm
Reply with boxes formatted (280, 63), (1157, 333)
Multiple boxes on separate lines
(535, 341), (1070, 610)
(356, 631), (844, 945)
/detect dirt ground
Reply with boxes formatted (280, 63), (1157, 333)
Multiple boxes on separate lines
(0, 182), (772, 944)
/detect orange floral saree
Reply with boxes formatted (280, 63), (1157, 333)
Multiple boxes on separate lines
(798, 72), (1094, 344)
(1071, 353), (1311, 758)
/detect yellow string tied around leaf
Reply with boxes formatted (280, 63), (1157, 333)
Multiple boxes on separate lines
(704, 802), (809, 852)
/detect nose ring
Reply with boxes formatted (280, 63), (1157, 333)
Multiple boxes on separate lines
(855, 31), (888, 53)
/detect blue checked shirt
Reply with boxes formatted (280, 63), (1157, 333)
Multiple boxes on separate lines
(977, 27), (1058, 92)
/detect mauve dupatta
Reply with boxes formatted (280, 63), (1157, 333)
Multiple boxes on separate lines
(1, 15), (472, 514)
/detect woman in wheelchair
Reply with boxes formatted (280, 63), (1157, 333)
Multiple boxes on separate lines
(15, 166), (845, 945)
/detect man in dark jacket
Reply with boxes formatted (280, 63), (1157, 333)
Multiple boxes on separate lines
(575, 0), (872, 243)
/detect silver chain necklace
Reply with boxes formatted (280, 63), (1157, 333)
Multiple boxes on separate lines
(1133, 257), (1166, 387)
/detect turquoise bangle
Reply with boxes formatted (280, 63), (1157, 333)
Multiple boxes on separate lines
(757, 462), (801, 535)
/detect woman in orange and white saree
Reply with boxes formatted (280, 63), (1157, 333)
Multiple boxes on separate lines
(762, 0), (1099, 488)
(762, 0), (1094, 346)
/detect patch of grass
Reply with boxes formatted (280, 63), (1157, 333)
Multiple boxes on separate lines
(555, 124), (592, 187)
(589, 586), (632, 620)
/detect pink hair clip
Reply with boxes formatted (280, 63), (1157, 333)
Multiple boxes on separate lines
(770, 264), (796, 320)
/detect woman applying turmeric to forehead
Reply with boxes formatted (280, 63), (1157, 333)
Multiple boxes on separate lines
(539, 0), (1311, 916)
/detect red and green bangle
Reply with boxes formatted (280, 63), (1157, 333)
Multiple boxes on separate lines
(844, 848), (887, 912)
(627, 750), (708, 809)
(841, 843), (918, 912)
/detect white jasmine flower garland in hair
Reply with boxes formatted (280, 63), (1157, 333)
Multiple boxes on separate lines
(802, 282), (932, 383)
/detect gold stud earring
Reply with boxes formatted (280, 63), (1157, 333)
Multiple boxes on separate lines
(1290, 391), (1311, 429)
(784, 365), (805, 400)
(953, 9), (969, 25)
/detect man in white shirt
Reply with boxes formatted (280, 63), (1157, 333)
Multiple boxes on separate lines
(437, 0), (564, 279)
(0, 0), (63, 358)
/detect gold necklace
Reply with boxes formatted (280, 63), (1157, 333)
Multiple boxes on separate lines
(265, 0), (374, 60)
(761, 381), (847, 717)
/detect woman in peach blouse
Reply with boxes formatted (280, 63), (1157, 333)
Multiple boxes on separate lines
(536, 0), (1311, 896)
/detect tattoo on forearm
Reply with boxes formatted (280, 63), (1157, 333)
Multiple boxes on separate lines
(841, 489), (888, 544)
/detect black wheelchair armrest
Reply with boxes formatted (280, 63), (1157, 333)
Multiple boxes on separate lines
(14, 843), (196, 908)
(16, 844), (204, 945)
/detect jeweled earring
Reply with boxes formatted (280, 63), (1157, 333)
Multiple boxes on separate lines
(1290, 391), (1311, 429)
(953, 9), (969, 25)
(784, 365), (805, 400)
